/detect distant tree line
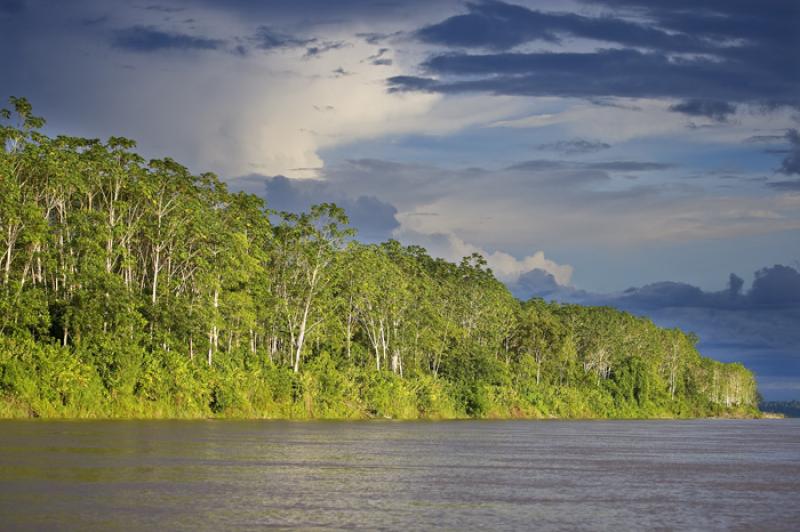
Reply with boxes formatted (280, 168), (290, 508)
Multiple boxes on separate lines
(0, 97), (759, 418)
(760, 401), (800, 418)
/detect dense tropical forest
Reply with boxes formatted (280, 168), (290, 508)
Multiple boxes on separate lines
(0, 97), (759, 419)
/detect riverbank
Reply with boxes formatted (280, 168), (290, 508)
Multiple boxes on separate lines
(0, 393), (762, 421)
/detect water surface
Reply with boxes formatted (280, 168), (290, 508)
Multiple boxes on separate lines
(1, 419), (798, 530)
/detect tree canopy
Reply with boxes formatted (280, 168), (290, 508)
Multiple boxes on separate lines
(0, 97), (759, 419)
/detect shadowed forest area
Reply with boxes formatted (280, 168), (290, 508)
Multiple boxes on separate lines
(0, 98), (759, 419)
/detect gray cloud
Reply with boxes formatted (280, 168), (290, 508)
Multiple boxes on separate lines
(586, 161), (673, 172)
(189, 0), (450, 21)
(536, 139), (611, 155)
(112, 25), (223, 52)
(767, 181), (800, 191)
(507, 159), (672, 173)
(669, 99), (737, 122)
(230, 174), (400, 242)
(252, 26), (314, 50)
(746, 128), (800, 183)
(778, 129), (800, 176)
(304, 41), (348, 58)
(140, 4), (185, 14)
(512, 264), (800, 312)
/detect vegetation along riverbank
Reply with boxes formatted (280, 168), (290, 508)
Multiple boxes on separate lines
(0, 98), (759, 419)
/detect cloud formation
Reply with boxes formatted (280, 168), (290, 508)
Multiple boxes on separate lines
(416, 0), (713, 52)
(778, 129), (800, 176)
(395, 229), (573, 285)
(252, 26), (314, 51)
(394, 0), (799, 109)
(669, 99), (737, 122)
(231, 174), (401, 243)
(113, 25), (223, 52)
(536, 139), (611, 155)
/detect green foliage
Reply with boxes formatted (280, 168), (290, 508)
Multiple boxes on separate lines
(0, 97), (760, 419)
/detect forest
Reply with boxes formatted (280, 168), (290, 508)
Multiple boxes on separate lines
(0, 97), (759, 419)
(760, 401), (800, 418)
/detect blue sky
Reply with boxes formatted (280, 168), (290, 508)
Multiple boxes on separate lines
(1, 0), (799, 398)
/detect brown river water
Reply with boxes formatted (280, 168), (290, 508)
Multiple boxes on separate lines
(0, 419), (798, 530)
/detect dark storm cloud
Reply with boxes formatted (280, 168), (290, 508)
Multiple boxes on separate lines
(112, 25), (223, 52)
(536, 139), (611, 155)
(390, 48), (798, 107)
(395, 1), (799, 109)
(669, 99), (737, 122)
(416, 0), (712, 53)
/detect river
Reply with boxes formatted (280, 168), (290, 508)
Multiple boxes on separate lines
(1, 419), (798, 530)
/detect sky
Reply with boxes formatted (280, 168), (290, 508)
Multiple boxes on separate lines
(1, 0), (799, 399)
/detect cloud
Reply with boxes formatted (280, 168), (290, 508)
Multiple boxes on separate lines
(669, 99), (737, 122)
(415, 0), (712, 53)
(112, 25), (223, 52)
(231, 174), (400, 242)
(397, 1), (799, 110)
(536, 139), (611, 155)
(306, 157), (800, 257)
(0, 0), (24, 14)
(746, 128), (800, 182)
(390, 47), (799, 108)
(778, 129), (800, 176)
(585, 161), (673, 172)
(583, 265), (800, 311)
(304, 41), (348, 59)
(189, 0), (451, 23)
(252, 26), (314, 50)
(507, 268), (587, 300)
(768, 181), (800, 191)
(395, 229), (573, 285)
(506, 159), (672, 173)
(750, 264), (800, 306)
(140, 4), (185, 14)
(366, 48), (394, 66)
